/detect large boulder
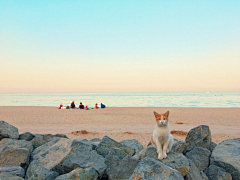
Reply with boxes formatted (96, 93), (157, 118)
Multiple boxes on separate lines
(0, 172), (24, 180)
(30, 136), (47, 149)
(26, 160), (59, 180)
(96, 136), (134, 159)
(204, 165), (232, 180)
(210, 138), (240, 180)
(105, 153), (140, 180)
(185, 147), (211, 171)
(184, 125), (212, 154)
(0, 166), (25, 178)
(72, 138), (97, 150)
(31, 137), (73, 173)
(144, 146), (189, 177)
(172, 139), (186, 153)
(185, 159), (209, 180)
(210, 142), (217, 152)
(0, 139), (33, 169)
(55, 167), (98, 180)
(120, 139), (144, 154)
(61, 147), (107, 177)
(19, 132), (35, 141)
(0, 121), (19, 140)
(129, 157), (184, 180)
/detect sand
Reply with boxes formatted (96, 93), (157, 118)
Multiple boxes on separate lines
(0, 106), (239, 147)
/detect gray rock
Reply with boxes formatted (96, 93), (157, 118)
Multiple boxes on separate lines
(19, 132), (35, 141)
(185, 159), (209, 180)
(204, 165), (232, 180)
(54, 134), (68, 138)
(0, 139), (33, 169)
(96, 136), (134, 159)
(0, 121), (19, 140)
(144, 146), (189, 177)
(61, 147), (107, 177)
(105, 154), (140, 180)
(210, 138), (240, 180)
(55, 167), (98, 180)
(186, 147), (211, 171)
(184, 125), (212, 154)
(89, 138), (101, 143)
(120, 139), (144, 154)
(26, 160), (59, 180)
(31, 137), (73, 172)
(0, 172), (24, 180)
(0, 166), (25, 178)
(210, 142), (217, 152)
(72, 138), (97, 150)
(30, 136), (46, 149)
(129, 157), (184, 180)
(172, 139), (186, 153)
(42, 134), (55, 141)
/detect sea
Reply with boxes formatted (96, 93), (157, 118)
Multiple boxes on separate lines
(0, 93), (239, 107)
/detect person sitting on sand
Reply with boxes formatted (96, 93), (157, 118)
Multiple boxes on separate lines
(101, 103), (106, 108)
(85, 105), (90, 110)
(71, 101), (76, 109)
(58, 104), (63, 109)
(79, 102), (84, 109)
(95, 103), (99, 109)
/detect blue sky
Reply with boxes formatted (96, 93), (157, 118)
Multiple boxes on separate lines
(0, 1), (239, 93)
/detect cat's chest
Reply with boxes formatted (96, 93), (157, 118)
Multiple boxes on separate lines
(155, 129), (169, 142)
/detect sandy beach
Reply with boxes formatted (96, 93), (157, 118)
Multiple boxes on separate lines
(0, 106), (239, 147)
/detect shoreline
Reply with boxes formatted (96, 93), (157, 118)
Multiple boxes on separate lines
(1, 106), (240, 147)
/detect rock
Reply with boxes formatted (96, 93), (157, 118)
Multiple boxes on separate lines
(210, 138), (240, 180)
(129, 157), (184, 180)
(54, 134), (68, 138)
(55, 167), (98, 180)
(89, 138), (101, 144)
(61, 146), (107, 177)
(185, 159), (209, 180)
(204, 165), (232, 180)
(26, 160), (59, 180)
(120, 139), (144, 154)
(96, 136), (134, 159)
(0, 172), (24, 180)
(72, 138), (97, 150)
(186, 147), (211, 171)
(30, 136), (46, 149)
(0, 139), (33, 169)
(184, 125), (212, 154)
(0, 121), (19, 140)
(105, 153), (140, 180)
(172, 140), (186, 153)
(31, 137), (73, 173)
(43, 134), (55, 141)
(210, 142), (217, 152)
(144, 146), (189, 177)
(19, 132), (35, 141)
(0, 166), (25, 178)
(147, 141), (152, 146)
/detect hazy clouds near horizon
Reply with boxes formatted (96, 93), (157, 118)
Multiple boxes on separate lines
(0, 1), (239, 93)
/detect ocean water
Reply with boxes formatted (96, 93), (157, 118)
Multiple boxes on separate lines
(0, 93), (239, 107)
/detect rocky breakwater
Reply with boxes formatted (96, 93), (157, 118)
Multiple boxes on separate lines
(0, 120), (239, 180)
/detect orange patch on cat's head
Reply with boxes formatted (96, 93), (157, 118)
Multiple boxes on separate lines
(153, 111), (169, 121)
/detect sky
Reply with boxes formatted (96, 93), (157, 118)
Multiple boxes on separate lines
(0, 1), (239, 93)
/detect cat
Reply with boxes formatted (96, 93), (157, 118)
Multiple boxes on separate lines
(151, 111), (173, 160)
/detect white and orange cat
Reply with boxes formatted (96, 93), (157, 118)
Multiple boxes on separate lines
(151, 111), (173, 160)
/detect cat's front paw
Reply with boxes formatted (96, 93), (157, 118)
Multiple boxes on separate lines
(166, 149), (170, 153)
(162, 153), (167, 159)
(158, 154), (163, 160)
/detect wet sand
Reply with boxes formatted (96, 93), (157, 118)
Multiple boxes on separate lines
(0, 106), (239, 147)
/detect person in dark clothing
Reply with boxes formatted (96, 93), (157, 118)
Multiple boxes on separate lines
(79, 102), (84, 109)
(101, 103), (106, 108)
(71, 101), (76, 109)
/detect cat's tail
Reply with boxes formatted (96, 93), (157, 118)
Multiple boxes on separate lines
(151, 135), (156, 146)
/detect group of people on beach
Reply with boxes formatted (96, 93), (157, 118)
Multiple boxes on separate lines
(59, 101), (106, 110)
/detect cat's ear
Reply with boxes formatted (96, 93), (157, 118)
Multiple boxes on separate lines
(165, 111), (169, 117)
(154, 111), (158, 118)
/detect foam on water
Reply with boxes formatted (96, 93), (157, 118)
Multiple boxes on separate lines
(0, 93), (239, 107)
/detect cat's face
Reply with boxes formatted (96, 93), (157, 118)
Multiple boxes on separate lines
(154, 111), (169, 127)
